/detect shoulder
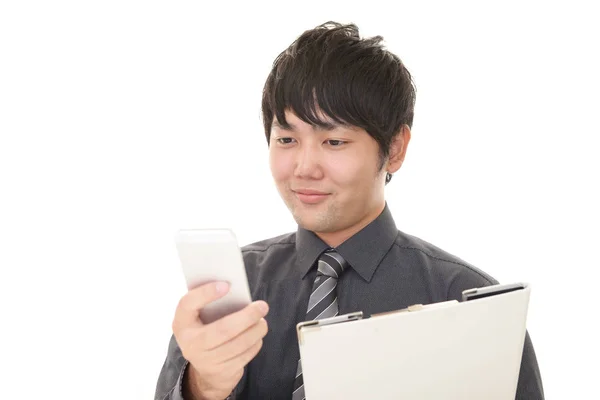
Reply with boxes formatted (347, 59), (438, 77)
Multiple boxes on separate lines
(392, 230), (499, 300)
(239, 232), (297, 287)
(241, 231), (296, 253)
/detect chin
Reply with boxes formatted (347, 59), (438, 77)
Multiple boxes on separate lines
(291, 210), (337, 233)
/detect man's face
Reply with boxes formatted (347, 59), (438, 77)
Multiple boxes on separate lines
(269, 110), (388, 237)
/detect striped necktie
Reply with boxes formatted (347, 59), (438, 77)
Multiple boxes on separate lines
(292, 248), (349, 400)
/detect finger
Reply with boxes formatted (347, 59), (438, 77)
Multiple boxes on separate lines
(221, 338), (264, 372)
(174, 281), (230, 328)
(203, 301), (269, 349)
(207, 318), (268, 364)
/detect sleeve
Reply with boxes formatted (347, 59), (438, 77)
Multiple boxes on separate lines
(445, 265), (544, 399)
(154, 334), (249, 400)
(515, 331), (545, 400)
(154, 334), (188, 400)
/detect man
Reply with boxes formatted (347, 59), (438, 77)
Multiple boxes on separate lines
(155, 21), (544, 399)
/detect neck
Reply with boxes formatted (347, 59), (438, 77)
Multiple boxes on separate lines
(315, 202), (385, 248)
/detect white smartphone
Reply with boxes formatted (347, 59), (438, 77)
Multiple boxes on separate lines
(174, 228), (253, 324)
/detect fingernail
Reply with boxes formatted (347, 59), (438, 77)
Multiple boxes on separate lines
(215, 281), (229, 294)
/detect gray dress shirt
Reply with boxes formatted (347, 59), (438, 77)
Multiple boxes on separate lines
(155, 203), (544, 399)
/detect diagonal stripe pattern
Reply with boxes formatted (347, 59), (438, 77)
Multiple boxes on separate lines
(292, 248), (349, 400)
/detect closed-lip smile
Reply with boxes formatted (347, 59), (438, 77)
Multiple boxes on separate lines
(292, 189), (330, 204)
(293, 189), (329, 195)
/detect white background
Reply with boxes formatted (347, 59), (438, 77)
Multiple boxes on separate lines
(1, 1), (598, 398)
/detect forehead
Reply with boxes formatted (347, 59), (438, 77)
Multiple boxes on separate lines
(272, 110), (360, 133)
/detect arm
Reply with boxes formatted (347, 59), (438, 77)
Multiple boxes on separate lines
(154, 335), (188, 400)
(516, 331), (545, 400)
(154, 335), (249, 400)
(156, 283), (265, 400)
(445, 267), (544, 399)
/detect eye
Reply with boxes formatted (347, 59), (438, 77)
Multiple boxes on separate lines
(326, 139), (347, 146)
(276, 137), (296, 145)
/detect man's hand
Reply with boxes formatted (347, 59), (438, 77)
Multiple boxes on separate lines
(172, 282), (269, 400)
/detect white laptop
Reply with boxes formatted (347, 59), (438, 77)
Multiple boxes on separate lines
(296, 283), (531, 400)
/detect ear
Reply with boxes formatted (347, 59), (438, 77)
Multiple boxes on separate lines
(386, 125), (411, 174)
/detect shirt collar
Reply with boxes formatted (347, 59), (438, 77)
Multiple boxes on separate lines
(296, 202), (398, 282)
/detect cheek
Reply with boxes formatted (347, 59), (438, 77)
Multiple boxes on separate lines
(325, 154), (375, 186)
(269, 151), (292, 181)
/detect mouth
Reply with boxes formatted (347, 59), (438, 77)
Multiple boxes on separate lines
(292, 189), (330, 205)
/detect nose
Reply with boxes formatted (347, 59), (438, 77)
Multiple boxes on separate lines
(294, 144), (323, 180)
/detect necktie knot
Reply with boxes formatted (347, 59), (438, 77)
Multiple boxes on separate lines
(316, 248), (348, 279)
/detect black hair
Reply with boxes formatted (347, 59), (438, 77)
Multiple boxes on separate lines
(261, 21), (416, 184)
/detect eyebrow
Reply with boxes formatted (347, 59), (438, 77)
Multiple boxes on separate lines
(271, 120), (348, 132)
